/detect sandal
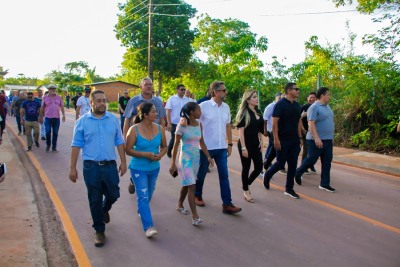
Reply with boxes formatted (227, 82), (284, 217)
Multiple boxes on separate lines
(176, 207), (189, 215)
(192, 218), (204, 226)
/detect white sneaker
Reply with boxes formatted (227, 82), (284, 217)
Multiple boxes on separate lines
(145, 227), (158, 238)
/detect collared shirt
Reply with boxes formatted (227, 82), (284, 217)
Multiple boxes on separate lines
(76, 96), (91, 115)
(306, 101), (335, 140)
(42, 95), (64, 118)
(165, 94), (192, 124)
(263, 101), (276, 132)
(123, 94), (166, 124)
(71, 111), (124, 161)
(199, 99), (231, 150)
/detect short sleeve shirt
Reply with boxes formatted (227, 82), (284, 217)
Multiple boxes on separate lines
(21, 100), (41, 121)
(165, 95), (192, 124)
(42, 95), (64, 118)
(199, 99), (231, 150)
(76, 96), (91, 116)
(301, 103), (312, 131)
(272, 98), (301, 140)
(236, 108), (264, 150)
(263, 101), (276, 132)
(118, 96), (131, 114)
(123, 94), (166, 125)
(306, 102), (335, 140)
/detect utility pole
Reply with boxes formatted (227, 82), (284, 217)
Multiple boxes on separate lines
(147, 0), (154, 81)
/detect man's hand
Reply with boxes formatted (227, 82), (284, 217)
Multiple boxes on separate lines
(69, 168), (78, 183)
(62, 116), (66, 122)
(274, 138), (281, 151)
(39, 117), (43, 124)
(166, 122), (172, 132)
(314, 138), (323, 149)
(227, 145), (232, 157)
(119, 162), (127, 176)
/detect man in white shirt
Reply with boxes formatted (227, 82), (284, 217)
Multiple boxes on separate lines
(196, 81), (242, 215)
(165, 84), (192, 158)
(76, 87), (92, 120)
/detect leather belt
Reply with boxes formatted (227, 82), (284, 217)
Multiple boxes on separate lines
(84, 160), (116, 166)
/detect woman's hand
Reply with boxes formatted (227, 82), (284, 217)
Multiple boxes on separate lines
(169, 164), (177, 176)
(208, 157), (215, 167)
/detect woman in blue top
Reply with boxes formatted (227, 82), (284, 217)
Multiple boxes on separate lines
(125, 103), (167, 238)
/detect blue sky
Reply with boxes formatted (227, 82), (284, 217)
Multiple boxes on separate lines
(1, 0), (380, 79)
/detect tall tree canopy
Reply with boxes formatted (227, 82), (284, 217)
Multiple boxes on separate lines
(115, 0), (197, 90)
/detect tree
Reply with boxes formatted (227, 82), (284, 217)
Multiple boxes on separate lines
(193, 15), (268, 108)
(115, 0), (197, 92)
(332, 0), (400, 61)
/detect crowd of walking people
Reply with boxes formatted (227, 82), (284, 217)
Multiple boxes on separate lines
(2, 78), (382, 248)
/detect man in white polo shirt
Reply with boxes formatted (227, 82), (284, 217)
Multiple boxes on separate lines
(165, 84), (192, 158)
(196, 81), (242, 214)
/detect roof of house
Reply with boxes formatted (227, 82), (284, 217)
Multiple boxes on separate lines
(84, 81), (139, 88)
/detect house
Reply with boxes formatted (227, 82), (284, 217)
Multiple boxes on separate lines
(84, 81), (139, 102)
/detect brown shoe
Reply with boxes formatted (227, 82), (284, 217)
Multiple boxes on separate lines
(94, 232), (105, 247)
(195, 196), (205, 207)
(222, 204), (242, 214)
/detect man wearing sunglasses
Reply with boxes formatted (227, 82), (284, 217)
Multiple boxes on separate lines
(263, 82), (303, 199)
(76, 87), (92, 120)
(165, 84), (192, 158)
(20, 92), (41, 151)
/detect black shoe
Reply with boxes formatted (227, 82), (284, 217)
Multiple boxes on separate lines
(295, 176), (302, 186)
(35, 141), (40, 148)
(263, 172), (271, 190)
(41, 136), (46, 140)
(104, 211), (110, 224)
(26, 147), (32, 151)
(303, 170), (311, 175)
(18, 131), (22, 136)
(52, 148), (58, 152)
(319, 185), (336, 193)
(284, 189), (300, 199)
(167, 152), (172, 158)
(128, 181), (135, 194)
(46, 146), (50, 152)
(309, 167), (317, 174)
(94, 232), (105, 247)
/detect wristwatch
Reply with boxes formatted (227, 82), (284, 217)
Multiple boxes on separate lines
(241, 147), (247, 151)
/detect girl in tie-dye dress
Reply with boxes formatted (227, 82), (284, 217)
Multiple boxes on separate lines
(170, 102), (214, 226)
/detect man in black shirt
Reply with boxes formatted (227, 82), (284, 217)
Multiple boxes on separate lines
(71, 92), (81, 110)
(263, 82), (303, 198)
(118, 90), (130, 131)
(301, 92), (317, 174)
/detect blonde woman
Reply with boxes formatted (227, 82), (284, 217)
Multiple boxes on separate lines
(235, 90), (264, 202)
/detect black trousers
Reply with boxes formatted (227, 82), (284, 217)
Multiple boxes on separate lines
(238, 144), (263, 191)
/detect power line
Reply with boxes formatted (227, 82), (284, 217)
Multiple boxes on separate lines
(121, 13), (149, 32)
(151, 13), (189, 17)
(259, 10), (357, 17)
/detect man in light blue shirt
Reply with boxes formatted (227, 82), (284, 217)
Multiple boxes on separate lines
(294, 87), (336, 192)
(69, 90), (127, 247)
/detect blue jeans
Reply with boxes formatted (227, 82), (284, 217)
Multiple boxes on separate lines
(167, 123), (177, 156)
(44, 118), (60, 149)
(264, 139), (301, 190)
(120, 114), (125, 132)
(83, 160), (120, 233)
(16, 113), (23, 133)
(196, 149), (232, 205)
(130, 168), (159, 231)
(296, 140), (333, 187)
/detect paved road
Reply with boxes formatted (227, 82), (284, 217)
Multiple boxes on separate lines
(7, 109), (400, 267)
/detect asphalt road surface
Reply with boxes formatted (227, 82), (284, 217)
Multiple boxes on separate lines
(11, 109), (400, 267)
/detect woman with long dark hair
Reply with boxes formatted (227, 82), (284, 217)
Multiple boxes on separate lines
(125, 102), (167, 238)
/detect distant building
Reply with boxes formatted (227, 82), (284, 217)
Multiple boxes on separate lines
(84, 81), (139, 102)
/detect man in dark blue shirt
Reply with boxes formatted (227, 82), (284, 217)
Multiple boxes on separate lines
(263, 82), (303, 199)
(20, 92), (41, 151)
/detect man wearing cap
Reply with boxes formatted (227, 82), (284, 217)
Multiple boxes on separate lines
(39, 84), (66, 152)
(76, 87), (92, 120)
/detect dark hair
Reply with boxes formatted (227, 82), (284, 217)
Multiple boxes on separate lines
(134, 102), (154, 124)
(210, 81), (225, 97)
(284, 82), (296, 94)
(180, 102), (199, 125)
(308, 92), (316, 96)
(316, 87), (329, 99)
(90, 90), (105, 102)
(176, 84), (185, 90)
(27, 92), (34, 96)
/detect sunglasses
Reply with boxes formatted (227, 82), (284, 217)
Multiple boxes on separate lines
(179, 88), (186, 91)
(292, 88), (300, 91)
(217, 89), (227, 93)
